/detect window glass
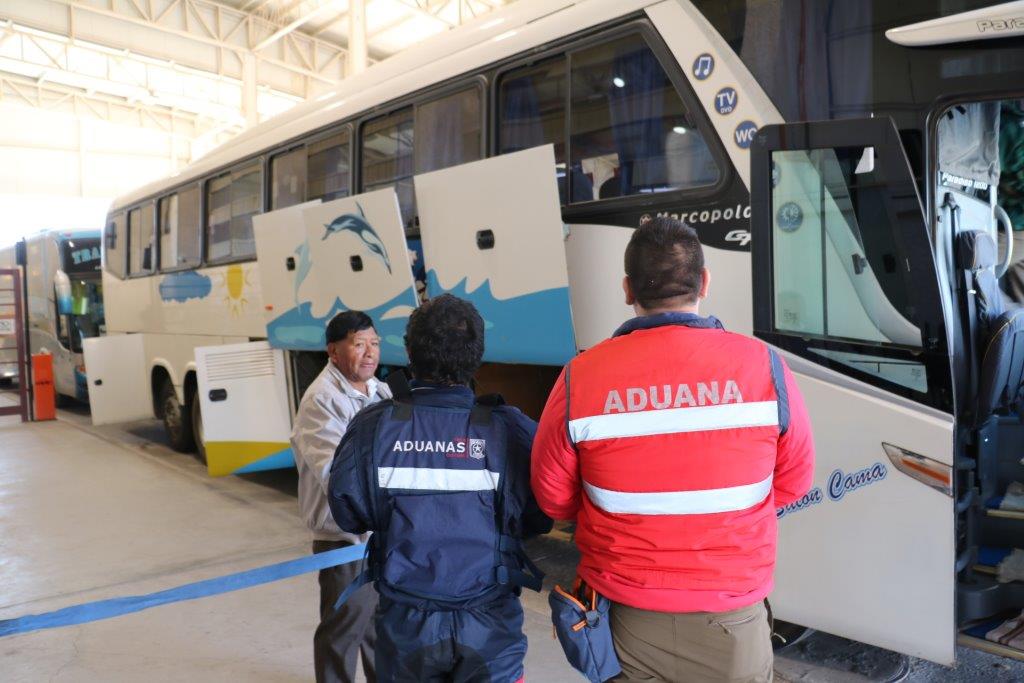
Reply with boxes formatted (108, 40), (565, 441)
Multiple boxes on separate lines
(308, 131), (351, 202)
(128, 203), (155, 275)
(271, 147), (307, 209)
(207, 162), (261, 262)
(770, 146), (923, 390)
(159, 185), (201, 270)
(497, 57), (571, 202)
(104, 212), (126, 279)
(415, 87), (482, 174)
(362, 110), (414, 230)
(569, 34), (720, 201)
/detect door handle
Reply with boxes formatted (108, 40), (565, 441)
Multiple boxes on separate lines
(93, 379), (102, 386)
(209, 388), (227, 402)
(285, 256), (296, 271)
(476, 229), (495, 250)
(350, 255), (363, 272)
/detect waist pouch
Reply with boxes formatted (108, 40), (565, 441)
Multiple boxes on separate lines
(549, 578), (621, 683)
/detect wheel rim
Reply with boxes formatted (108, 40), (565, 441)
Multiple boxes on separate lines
(164, 395), (182, 437)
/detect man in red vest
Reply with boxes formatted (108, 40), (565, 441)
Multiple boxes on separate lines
(532, 217), (815, 682)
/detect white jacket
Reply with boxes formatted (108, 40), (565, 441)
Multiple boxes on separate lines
(291, 363), (391, 542)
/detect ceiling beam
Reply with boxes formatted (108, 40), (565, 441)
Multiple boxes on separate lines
(253, 0), (346, 52)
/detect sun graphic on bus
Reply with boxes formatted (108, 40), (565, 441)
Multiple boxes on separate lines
(220, 264), (250, 316)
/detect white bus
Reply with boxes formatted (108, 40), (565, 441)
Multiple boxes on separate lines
(85, 0), (1024, 668)
(0, 230), (104, 402)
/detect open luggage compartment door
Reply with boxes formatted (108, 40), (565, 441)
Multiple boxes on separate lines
(83, 334), (150, 425)
(299, 189), (419, 365)
(415, 145), (576, 365)
(195, 340), (292, 477)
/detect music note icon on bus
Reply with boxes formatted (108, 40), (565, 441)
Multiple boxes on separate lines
(692, 53), (714, 80)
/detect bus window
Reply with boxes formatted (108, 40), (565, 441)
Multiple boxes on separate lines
(361, 109), (414, 230)
(308, 130), (350, 202)
(159, 185), (201, 270)
(104, 212), (126, 279)
(497, 57), (571, 202)
(128, 203), (155, 275)
(271, 147), (308, 209)
(569, 33), (720, 201)
(207, 162), (262, 262)
(415, 87), (482, 174)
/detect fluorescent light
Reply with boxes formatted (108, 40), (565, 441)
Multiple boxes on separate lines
(613, 77), (625, 88)
(673, 126), (687, 134)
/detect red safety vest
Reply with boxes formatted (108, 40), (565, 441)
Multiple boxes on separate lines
(565, 318), (790, 613)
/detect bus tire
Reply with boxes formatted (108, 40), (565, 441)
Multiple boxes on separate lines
(191, 390), (207, 466)
(160, 379), (195, 453)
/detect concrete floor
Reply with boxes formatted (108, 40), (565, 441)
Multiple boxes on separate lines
(0, 406), (581, 682)
(2, 402), (1022, 682)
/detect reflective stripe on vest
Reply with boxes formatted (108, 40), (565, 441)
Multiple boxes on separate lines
(377, 466), (501, 491)
(583, 473), (773, 515)
(568, 401), (779, 444)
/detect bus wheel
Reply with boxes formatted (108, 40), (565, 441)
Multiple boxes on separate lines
(191, 391), (207, 466)
(160, 380), (195, 453)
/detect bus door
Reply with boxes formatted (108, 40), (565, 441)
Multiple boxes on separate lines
(750, 118), (957, 664)
(195, 340), (292, 477)
(253, 200), (321, 347)
(299, 189), (419, 366)
(414, 144), (577, 365)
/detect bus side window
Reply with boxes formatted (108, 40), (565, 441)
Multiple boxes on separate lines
(308, 130), (350, 203)
(568, 33), (720, 201)
(159, 186), (201, 270)
(361, 109), (414, 231)
(206, 162), (261, 262)
(415, 86), (483, 174)
(497, 57), (570, 203)
(272, 146), (308, 209)
(128, 204), (155, 275)
(104, 212), (127, 279)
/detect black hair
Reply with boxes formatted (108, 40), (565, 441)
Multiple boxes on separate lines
(325, 310), (374, 344)
(405, 294), (484, 385)
(624, 217), (705, 309)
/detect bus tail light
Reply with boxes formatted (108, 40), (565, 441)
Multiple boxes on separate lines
(883, 442), (952, 496)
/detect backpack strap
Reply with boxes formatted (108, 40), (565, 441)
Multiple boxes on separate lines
(767, 348), (790, 437)
(496, 535), (544, 592)
(386, 369), (413, 421)
(471, 393), (504, 426)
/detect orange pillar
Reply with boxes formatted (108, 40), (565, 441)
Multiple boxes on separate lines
(32, 353), (55, 421)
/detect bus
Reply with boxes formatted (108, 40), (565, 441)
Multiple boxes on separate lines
(85, 0), (1024, 668)
(0, 230), (105, 402)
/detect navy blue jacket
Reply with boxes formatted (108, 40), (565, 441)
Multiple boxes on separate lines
(328, 383), (552, 543)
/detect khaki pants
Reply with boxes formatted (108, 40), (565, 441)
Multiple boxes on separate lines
(610, 601), (772, 683)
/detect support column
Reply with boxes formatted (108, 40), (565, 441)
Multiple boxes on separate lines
(347, 0), (367, 78)
(242, 53), (258, 128)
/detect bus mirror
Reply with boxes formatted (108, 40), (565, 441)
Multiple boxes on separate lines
(54, 269), (73, 315)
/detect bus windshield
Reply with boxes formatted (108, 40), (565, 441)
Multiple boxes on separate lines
(60, 237), (104, 351)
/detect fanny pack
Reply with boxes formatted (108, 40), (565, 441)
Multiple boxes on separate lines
(549, 578), (621, 683)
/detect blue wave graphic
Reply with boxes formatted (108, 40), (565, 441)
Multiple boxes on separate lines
(266, 286), (417, 365)
(234, 447), (296, 475)
(426, 271), (576, 365)
(158, 271), (212, 303)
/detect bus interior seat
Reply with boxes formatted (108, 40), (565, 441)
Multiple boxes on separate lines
(958, 229), (1024, 426)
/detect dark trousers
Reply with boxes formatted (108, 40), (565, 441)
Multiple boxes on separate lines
(313, 540), (379, 683)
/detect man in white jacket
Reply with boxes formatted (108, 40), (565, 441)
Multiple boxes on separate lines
(291, 310), (391, 683)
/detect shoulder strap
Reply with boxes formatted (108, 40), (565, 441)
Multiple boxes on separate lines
(767, 348), (790, 437)
(385, 369), (413, 421)
(471, 393), (504, 426)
